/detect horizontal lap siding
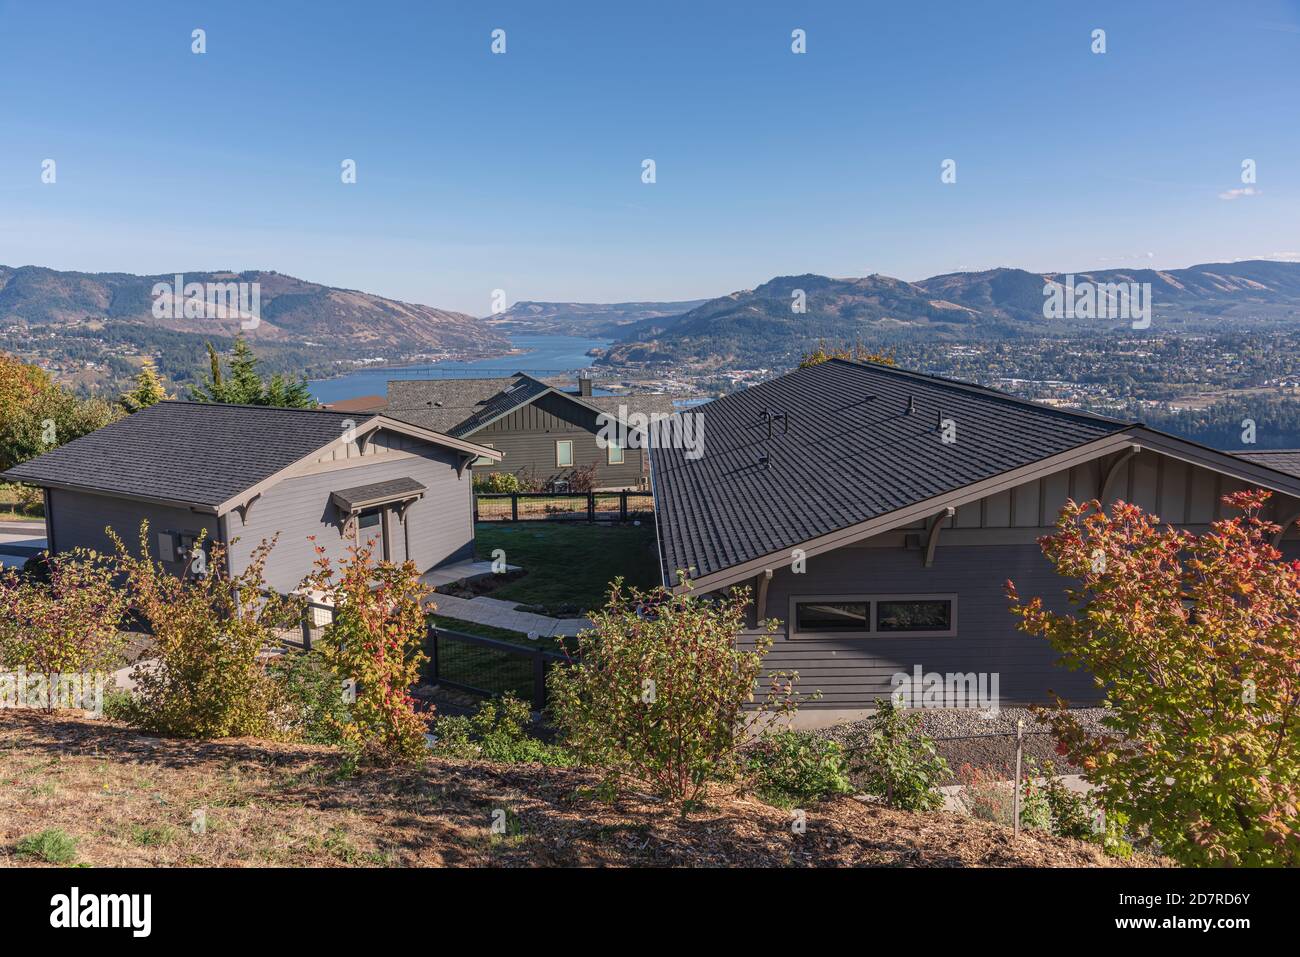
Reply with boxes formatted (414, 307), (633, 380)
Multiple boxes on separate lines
(748, 542), (1100, 708)
(48, 489), (220, 575)
(228, 440), (473, 593)
(472, 392), (645, 488)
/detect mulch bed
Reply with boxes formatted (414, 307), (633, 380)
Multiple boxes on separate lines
(0, 712), (1162, 868)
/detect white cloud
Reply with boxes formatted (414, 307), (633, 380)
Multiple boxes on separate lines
(1219, 187), (1262, 200)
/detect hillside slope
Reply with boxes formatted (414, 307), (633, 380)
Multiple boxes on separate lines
(600, 260), (1300, 368)
(0, 713), (1150, 868)
(0, 265), (507, 355)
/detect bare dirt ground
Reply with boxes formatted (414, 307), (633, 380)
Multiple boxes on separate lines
(0, 712), (1162, 868)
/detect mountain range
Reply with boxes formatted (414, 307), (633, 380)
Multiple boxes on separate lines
(487, 298), (709, 337)
(0, 266), (508, 356)
(596, 260), (1300, 368)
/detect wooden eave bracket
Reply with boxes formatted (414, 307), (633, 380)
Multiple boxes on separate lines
(233, 493), (261, 526)
(1100, 444), (1141, 507)
(754, 568), (773, 619)
(923, 506), (955, 568)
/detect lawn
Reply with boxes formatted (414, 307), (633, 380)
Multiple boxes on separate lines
(472, 522), (660, 616)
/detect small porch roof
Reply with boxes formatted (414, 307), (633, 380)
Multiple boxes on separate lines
(330, 476), (426, 513)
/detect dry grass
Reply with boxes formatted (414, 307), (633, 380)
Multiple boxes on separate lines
(0, 712), (1164, 868)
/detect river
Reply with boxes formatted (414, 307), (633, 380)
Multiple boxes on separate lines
(307, 333), (610, 404)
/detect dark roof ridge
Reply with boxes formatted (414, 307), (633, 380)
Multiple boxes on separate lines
(823, 358), (1136, 428)
(154, 399), (372, 419)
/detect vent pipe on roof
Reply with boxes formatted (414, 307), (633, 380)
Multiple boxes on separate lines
(907, 395), (915, 415)
(758, 451), (771, 470)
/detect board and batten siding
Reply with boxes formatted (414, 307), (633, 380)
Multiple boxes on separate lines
(226, 431), (474, 594)
(470, 391), (646, 488)
(46, 488), (221, 576)
(744, 447), (1300, 709)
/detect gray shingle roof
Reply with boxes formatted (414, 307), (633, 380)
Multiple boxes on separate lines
(385, 373), (678, 437)
(385, 376), (529, 435)
(330, 476), (426, 512)
(1, 401), (375, 510)
(651, 359), (1133, 586)
(1233, 450), (1300, 479)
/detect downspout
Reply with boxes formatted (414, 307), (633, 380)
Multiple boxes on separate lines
(646, 416), (669, 589)
(42, 488), (56, 554)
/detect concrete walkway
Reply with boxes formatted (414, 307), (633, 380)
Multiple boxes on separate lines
(426, 592), (592, 638)
(0, 523), (47, 568)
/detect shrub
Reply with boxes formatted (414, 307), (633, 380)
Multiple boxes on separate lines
(850, 699), (950, 811)
(745, 730), (853, 805)
(303, 540), (430, 766)
(1009, 490), (1300, 866)
(269, 650), (352, 745)
(109, 523), (298, 738)
(549, 581), (801, 811)
(565, 462), (599, 493)
(430, 694), (574, 766)
(15, 828), (78, 864)
(0, 548), (129, 709)
(1028, 758), (1094, 840)
(956, 762), (1013, 824)
(474, 471), (525, 494)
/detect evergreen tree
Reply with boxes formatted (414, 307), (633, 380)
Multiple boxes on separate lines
(190, 335), (316, 408)
(119, 358), (171, 412)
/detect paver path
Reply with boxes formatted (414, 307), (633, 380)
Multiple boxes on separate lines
(426, 592), (591, 638)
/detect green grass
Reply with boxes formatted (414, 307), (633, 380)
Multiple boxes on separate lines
(473, 522), (660, 615)
(15, 828), (79, 864)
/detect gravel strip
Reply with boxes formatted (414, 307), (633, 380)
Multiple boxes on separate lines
(814, 707), (1115, 785)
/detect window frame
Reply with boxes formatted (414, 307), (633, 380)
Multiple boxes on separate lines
(788, 593), (958, 639)
(472, 442), (495, 467)
(555, 439), (574, 468)
(607, 440), (625, 465)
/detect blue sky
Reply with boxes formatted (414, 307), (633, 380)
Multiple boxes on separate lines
(1, 0), (1297, 315)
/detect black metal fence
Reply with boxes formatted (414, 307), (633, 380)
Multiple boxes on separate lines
(474, 490), (654, 523)
(426, 625), (571, 710)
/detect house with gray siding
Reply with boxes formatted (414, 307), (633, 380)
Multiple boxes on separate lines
(1, 401), (501, 593)
(385, 373), (677, 490)
(649, 359), (1300, 720)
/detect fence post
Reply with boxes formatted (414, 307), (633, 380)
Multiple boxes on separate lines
(1013, 718), (1024, 839)
(300, 614), (313, 652)
(473, 494), (479, 523)
(429, 625), (440, 684)
(620, 490), (628, 523)
(511, 493), (518, 522)
(532, 650), (546, 712)
(587, 490), (595, 523)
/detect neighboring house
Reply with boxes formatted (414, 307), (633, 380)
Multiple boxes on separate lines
(322, 395), (388, 414)
(650, 359), (1300, 718)
(0, 401), (500, 593)
(385, 373), (677, 490)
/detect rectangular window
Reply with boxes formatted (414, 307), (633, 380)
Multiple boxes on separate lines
(607, 441), (624, 465)
(790, 595), (957, 638)
(556, 440), (574, 467)
(875, 598), (953, 633)
(472, 443), (495, 467)
(795, 601), (868, 633)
